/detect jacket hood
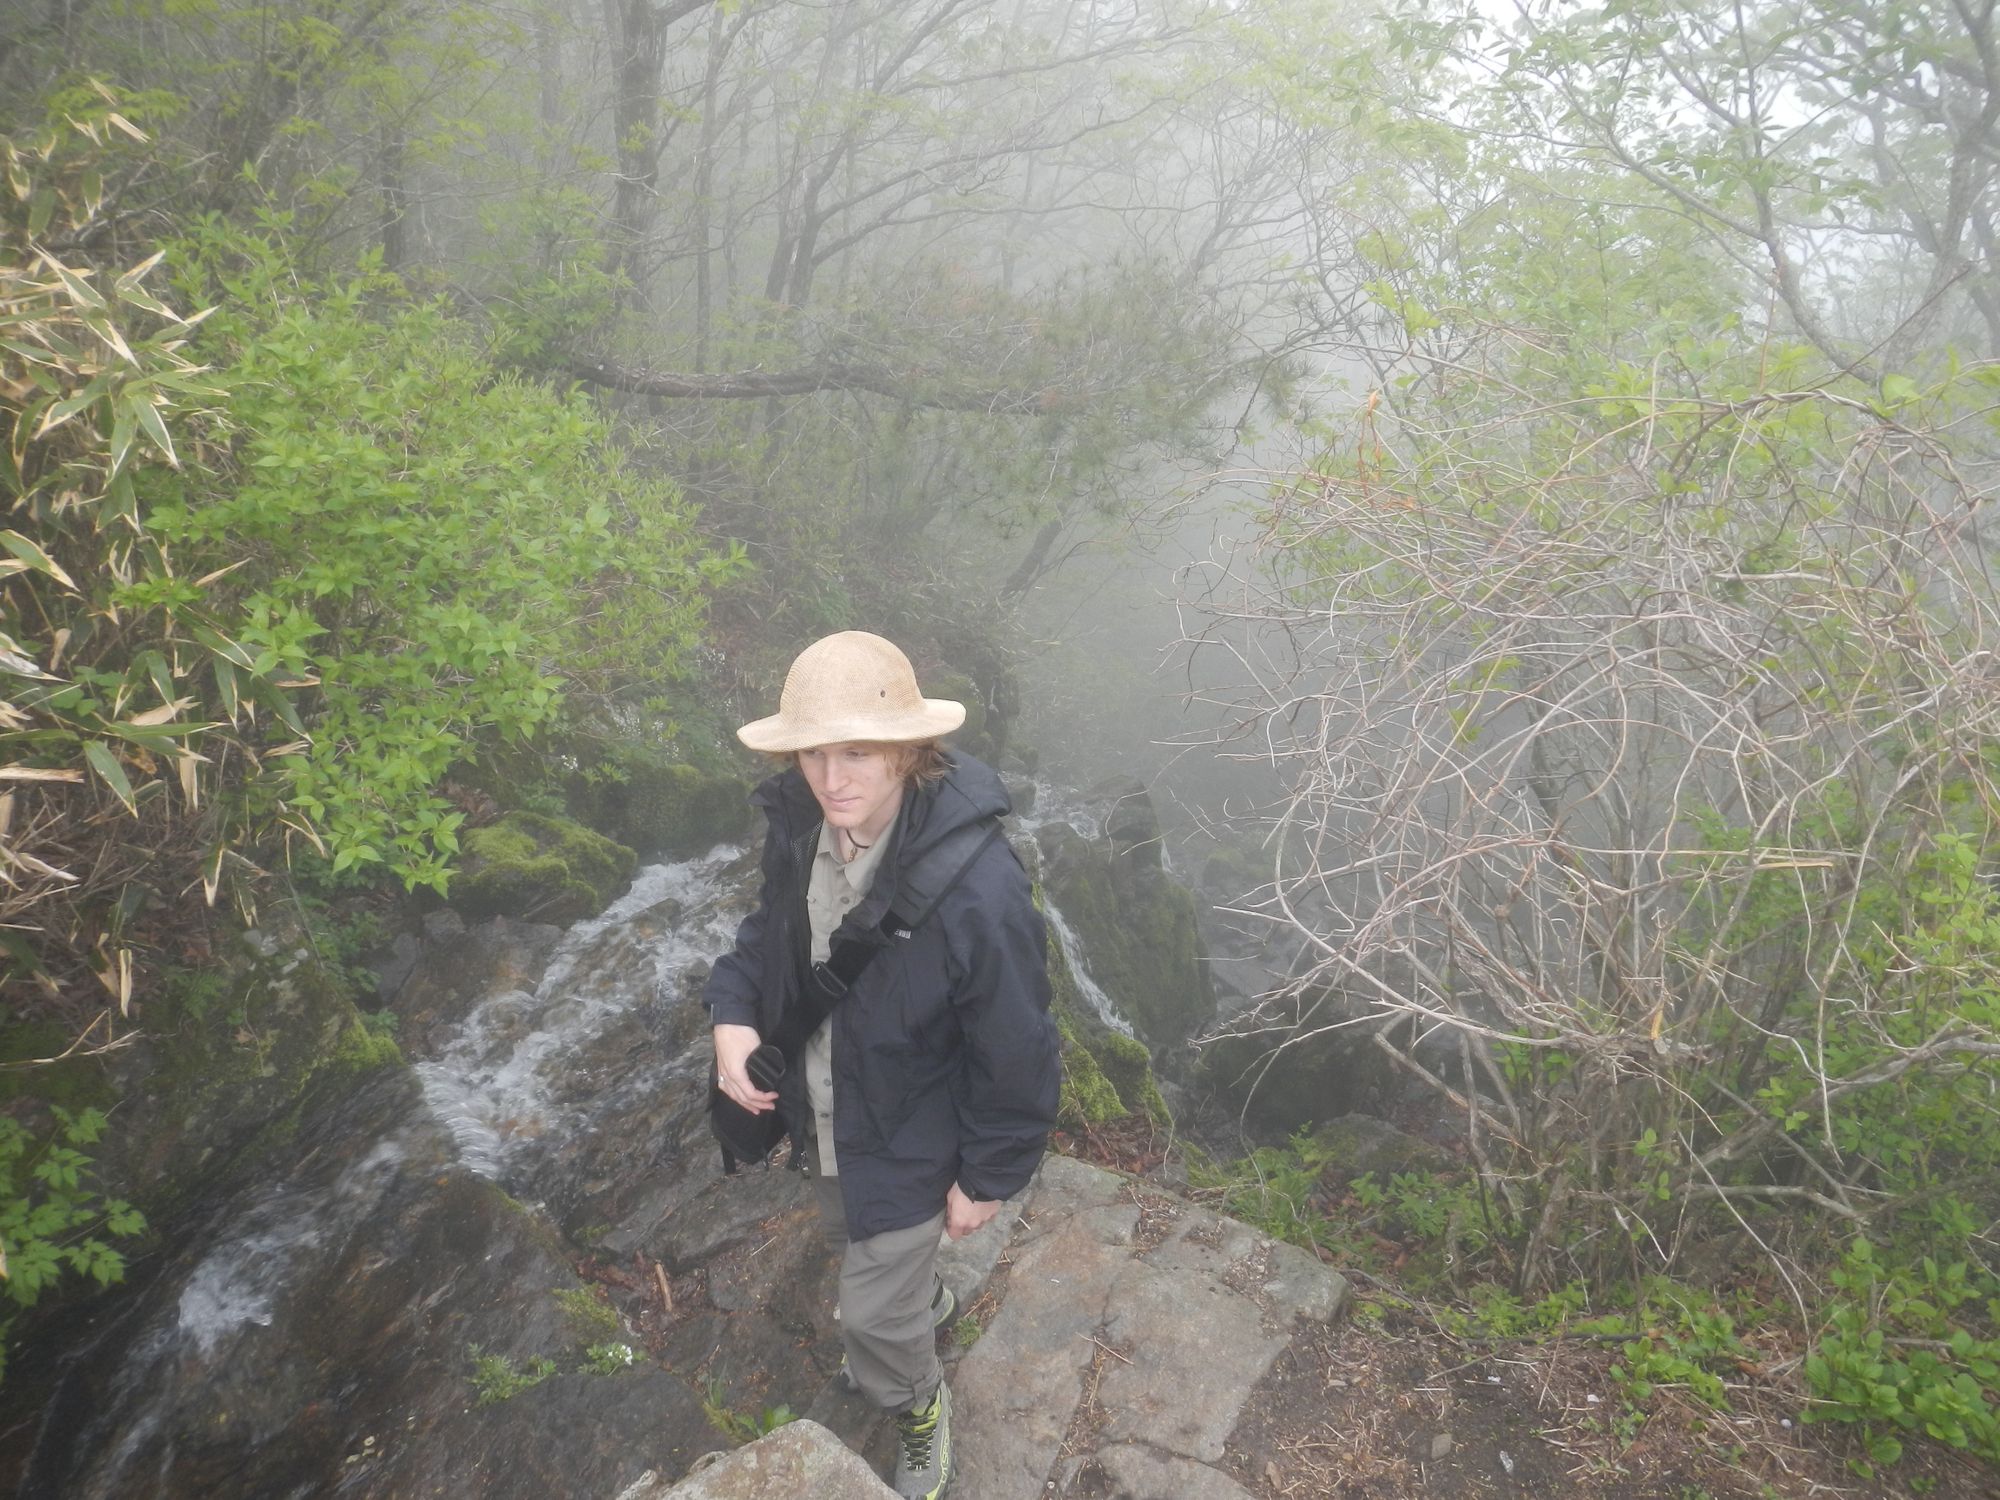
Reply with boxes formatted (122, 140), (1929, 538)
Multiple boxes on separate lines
(755, 750), (1008, 847)
(754, 751), (1010, 909)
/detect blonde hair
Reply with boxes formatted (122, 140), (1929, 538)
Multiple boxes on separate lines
(778, 739), (950, 787)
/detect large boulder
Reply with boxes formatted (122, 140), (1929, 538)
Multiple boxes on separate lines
(1194, 1012), (1376, 1144)
(567, 745), (752, 861)
(453, 811), (637, 924)
(622, 1421), (895, 1499)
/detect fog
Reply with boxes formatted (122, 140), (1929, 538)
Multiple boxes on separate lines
(9, 0), (2000, 1289)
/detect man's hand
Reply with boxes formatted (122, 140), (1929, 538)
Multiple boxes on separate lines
(945, 1182), (1001, 1240)
(713, 1023), (778, 1113)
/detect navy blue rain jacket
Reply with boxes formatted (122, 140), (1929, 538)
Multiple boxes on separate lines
(703, 752), (1059, 1241)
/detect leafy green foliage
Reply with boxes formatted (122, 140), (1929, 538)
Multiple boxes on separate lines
(1804, 1240), (2000, 1470)
(0, 1105), (146, 1382)
(152, 224), (741, 893)
(1, 107), (309, 1004)
(579, 1340), (636, 1376)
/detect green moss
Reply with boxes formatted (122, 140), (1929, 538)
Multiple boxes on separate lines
(1056, 1013), (1126, 1127)
(330, 1017), (402, 1073)
(1088, 1030), (1169, 1126)
(454, 811), (636, 924)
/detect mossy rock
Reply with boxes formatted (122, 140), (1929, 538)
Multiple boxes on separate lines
(565, 745), (751, 861)
(108, 915), (405, 1218)
(1087, 1029), (1169, 1125)
(1042, 893), (1169, 1129)
(1037, 821), (1213, 1047)
(454, 812), (636, 924)
(1195, 1019), (1375, 1145)
(0, 1020), (115, 1111)
(1056, 1013), (1125, 1128)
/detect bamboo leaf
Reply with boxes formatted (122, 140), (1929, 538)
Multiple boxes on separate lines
(45, 260), (106, 314)
(0, 766), (85, 783)
(0, 531), (77, 590)
(82, 741), (136, 813)
(125, 697), (194, 727)
(130, 394), (176, 466)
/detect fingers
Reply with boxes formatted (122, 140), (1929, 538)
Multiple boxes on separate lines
(713, 1024), (778, 1113)
(724, 1080), (776, 1120)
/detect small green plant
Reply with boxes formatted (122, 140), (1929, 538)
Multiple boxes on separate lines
(1802, 1238), (2000, 1470)
(0, 1104), (146, 1385)
(952, 1316), (983, 1349)
(581, 1341), (636, 1375)
(553, 1285), (620, 1344)
(701, 1378), (797, 1445)
(466, 1346), (557, 1405)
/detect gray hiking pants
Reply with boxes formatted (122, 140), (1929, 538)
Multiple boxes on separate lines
(814, 1171), (945, 1414)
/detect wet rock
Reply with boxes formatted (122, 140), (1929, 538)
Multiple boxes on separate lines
(453, 811), (638, 925)
(1194, 1012), (1378, 1143)
(103, 911), (399, 1217)
(367, 927), (422, 1003)
(1038, 813), (1213, 1047)
(624, 1419), (896, 1499)
(23, 1071), (719, 1500)
(1098, 774), (1162, 867)
(389, 910), (565, 1047)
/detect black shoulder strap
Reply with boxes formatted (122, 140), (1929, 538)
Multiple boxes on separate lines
(774, 818), (1006, 1053)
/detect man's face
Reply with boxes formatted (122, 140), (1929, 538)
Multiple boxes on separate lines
(798, 741), (906, 843)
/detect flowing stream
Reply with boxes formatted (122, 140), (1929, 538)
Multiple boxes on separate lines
(26, 808), (1156, 1498)
(412, 844), (747, 1184)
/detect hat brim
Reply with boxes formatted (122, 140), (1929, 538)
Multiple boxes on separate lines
(736, 698), (966, 753)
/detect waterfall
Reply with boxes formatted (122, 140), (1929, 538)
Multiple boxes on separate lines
(1039, 898), (1135, 1037)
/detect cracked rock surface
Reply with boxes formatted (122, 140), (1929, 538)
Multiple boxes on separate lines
(671, 1154), (1350, 1500)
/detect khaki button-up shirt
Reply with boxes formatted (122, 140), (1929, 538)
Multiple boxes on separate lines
(804, 822), (890, 1176)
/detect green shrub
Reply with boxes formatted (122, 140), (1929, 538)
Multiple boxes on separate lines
(0, 108), (304, 1005)
(1803, 1239), (2000, 1470)
(147, 222), (743, 894)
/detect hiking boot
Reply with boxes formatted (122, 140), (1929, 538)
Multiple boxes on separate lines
(838, 1280), (956, 1391)
(893, 1382), (952, 1500)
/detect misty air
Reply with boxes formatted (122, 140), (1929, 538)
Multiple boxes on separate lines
(1, 1), (1997, 1496)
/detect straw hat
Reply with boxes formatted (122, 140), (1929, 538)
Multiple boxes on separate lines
(736, 631), (966, 752)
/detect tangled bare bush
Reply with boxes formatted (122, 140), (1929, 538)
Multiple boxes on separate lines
(1192, 383), (2000, 1291)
